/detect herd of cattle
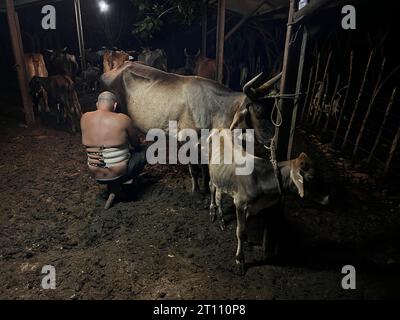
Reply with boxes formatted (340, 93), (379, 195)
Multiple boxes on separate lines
(25, 46), (228, 132)
(24, 46), (329, 273)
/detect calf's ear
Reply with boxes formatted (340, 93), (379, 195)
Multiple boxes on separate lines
(295, 152), (310, 170)
(291, 159), (305, 198)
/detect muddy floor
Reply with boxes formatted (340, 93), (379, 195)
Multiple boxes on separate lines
(1, 112), (400, 300)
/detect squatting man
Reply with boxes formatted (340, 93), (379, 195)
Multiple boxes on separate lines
(81, 91), (255, 185)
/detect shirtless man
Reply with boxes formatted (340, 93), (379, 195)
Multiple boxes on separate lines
(81, 91), (146, 183)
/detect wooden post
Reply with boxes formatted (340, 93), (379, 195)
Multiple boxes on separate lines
(312, 50), (331, 127)
(306, 52), (320, 122)
(74, 0), (86, 71)
(323, 74), (340, 133)
(352, 57), (387, 161)
(287, 27), (308, 159)
(275, 0), (297, 161)
(315, 75), (330, 129)
(368, 88), (397, 166)
(300, 65), (313, 123)
(6, 0), (35, 126)
(215, 0), (226, 83)
(333, 51), (353, 144)
(341, 50), (374, 150)
(201, 1), (208, 56)
(383, 126), (400, 179)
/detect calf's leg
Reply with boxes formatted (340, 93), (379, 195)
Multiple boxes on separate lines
(215, 189), (226, 230)
(189, 164), (201, 194)
(234, 200), (247, 275)
(201, 164), (210, 193)
(209, 181), (217, 222)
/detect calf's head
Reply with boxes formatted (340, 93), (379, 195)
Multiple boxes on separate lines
(290, 153), (330, 205)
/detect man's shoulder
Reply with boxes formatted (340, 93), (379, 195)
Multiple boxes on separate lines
(81, 111), (96, 119)
(116, 112), (132, 122)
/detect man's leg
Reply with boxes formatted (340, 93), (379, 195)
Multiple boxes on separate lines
(123, 147), (147, 182)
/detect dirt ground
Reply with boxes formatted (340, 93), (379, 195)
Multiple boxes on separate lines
(1, 110), (400, 300)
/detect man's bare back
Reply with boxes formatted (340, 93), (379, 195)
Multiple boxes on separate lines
(81, 92), (140, 180)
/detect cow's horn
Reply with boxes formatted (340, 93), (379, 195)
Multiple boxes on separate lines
(243, 72), (263, 97)
(254, 72), (282, 96)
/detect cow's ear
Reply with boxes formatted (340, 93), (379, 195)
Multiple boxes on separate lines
(184, 48), (188, 57)
(45, 49), (53, 53)
(62, 47), (67, 53)
(229, 108), (249, 130)
(290, 160), (304, 198)
(196, 48), (201, 57)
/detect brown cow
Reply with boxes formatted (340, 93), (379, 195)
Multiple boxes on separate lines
(103, 50), (131, 73)
(184, 48), (230, 86)
(29, 75), (82, 132)
(46, 48), (79, 80)
(24, 53), (48, 82)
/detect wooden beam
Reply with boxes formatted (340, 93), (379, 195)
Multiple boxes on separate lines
(287, 26), (308, 159)
(74, 0), (86, 71)
(202, 1), (208, 56)
(275, 0), (296, 161)
(6, 0), (35, 126)
(215, 0), (226, 83)
(224, 0), (267, 41)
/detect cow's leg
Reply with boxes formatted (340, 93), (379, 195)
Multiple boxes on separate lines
(188, 164), (201, 194)
(234, 200), (247, 275)
(215, 189), (225, 230)
(201, 164), (210, 193)
(209, 181), (217, 223)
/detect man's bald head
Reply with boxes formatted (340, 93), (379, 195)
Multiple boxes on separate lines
(96, 91), (118, 111)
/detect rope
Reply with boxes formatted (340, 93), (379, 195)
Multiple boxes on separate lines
(271, 97), (282, 127)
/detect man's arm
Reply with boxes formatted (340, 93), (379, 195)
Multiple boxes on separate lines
(80, 113), (87, 145)
(124, 116), (140, 149)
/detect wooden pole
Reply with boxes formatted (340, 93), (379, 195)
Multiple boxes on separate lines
(341, 50), (374, 150)
(323, 74), (340, 133)
(367, 88), (397, 166)
(215, 0), (226, 83)
(6, 0), (35, 126)
(300, 65), (313, 123)
(224, 0), (267, 42)
(312, 50), (332, 127)
(333, 51), (353, 144)
(305, 52), (320, 123)
(352, 57), (387, 161)
(74, 0), (86, 71)
(383, 126), (400, 179)
(287, 27), (308, 159)
(275, 0), (296, 161)
(315, 75), (330, 129)
(201, 1), (208, 56)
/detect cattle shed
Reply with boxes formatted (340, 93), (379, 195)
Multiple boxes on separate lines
(1, 0), (400, 302)
(4, 0), (349, 159)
